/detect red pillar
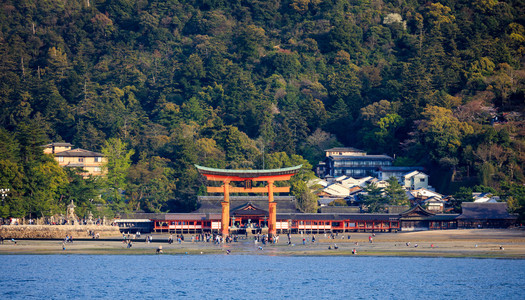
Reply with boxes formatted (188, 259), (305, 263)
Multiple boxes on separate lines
(268, 202), (277, 237)
(221, 180), (230, 237)
(267, 180), (276, 237)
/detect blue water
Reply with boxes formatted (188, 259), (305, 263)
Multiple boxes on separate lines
(1, 255), (523, 299)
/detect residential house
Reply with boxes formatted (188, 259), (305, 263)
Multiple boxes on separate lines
(321, 183), (350, 197)
(43, 143), (106, 177)
(473, 193), (500, 203)
(372, 179), (389, 189)
(307, 178), (329, 188)
(338, 176), (374, 188)
(377, 166), (424, 182)
(403, 171), (430, 190)
(410, 188), (443, 200)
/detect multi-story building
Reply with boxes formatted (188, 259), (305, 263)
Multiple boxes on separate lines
(320, 147), (393, 178)
(43, 142), (106, 177)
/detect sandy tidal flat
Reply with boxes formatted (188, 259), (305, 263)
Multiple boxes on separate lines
(1, 229), (524, 258)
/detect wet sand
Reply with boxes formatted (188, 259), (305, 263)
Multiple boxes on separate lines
(1, 229), (525, 258)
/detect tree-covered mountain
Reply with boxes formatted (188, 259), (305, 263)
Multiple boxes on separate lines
(0, 0), (523, 220)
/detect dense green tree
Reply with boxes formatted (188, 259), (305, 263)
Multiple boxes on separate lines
(417, 106), (474, 162)
(361, 182), (388, 213)
(502, 182), (525, 223)
(62, 168), (101, 218)
(102, 138), (135, 202)
(127, 156), (176, 213)
(384, 177), (409, 206)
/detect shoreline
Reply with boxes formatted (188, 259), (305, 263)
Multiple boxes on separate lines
(1, 229), (524, 258)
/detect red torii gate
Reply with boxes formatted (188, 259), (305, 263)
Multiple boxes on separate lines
(195, 165), (302, 237)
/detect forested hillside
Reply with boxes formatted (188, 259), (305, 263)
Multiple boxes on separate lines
(0, 0), (524, 220)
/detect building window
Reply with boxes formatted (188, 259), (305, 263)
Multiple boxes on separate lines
(58, 156), (64, 162)
(78, 158), (84, 162)
(420, 178), (425, 182)
(95, 157), (102, 162)
(94, 167), (102, 172)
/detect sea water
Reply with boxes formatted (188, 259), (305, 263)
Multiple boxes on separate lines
(1, 255), (524, 299)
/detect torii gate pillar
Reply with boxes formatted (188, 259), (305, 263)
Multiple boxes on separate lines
(221, 180), (230, 237)
(267, 180), (277, 237)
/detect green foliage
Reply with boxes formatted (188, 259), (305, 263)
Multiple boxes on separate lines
(266, 152), (317, 212)
(127, 156), (176, 213)
(102, 138), (135, 202)
(501, 182), (525, 224)
(0, 0), (524, 217)
(451, 186), (475, 213)
(384, 177), (409, 206)
(63, 168), (101, 218)
(361, 182), (388, 213)
(417, 106), (474, 162)
(328, 198), (348, 206)
(292, 180), (318, 213)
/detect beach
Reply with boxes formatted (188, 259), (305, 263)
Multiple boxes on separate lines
(1, 229), (524, 258)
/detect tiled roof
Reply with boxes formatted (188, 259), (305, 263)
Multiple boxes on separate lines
(55, 148), (104, 157)
(277, 213), (399, 221)
(318, 206), (361, 213)
(231, 202), (269, 216)
(324, 147), (364, 152)
(379, 166), (424, 171)
(457, 202), (517, 220)
(42, 142), (73, 147)
(121, 213), (222, 220)
(330, 155), (393, 161)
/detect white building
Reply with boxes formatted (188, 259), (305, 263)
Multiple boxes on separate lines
(410, 188), (443, 200)
(473, 193), (500, 203)
(403, 171), (430, 190)
(322, 183), (351, 197)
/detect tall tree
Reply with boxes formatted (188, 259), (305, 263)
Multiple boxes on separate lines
(384, 177), (409, 206)
(102, 138), (135, 202)
(361, 182), (388, 212)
